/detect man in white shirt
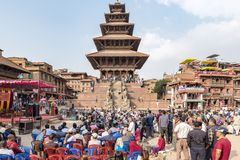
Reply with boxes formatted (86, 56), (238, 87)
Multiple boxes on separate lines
(128, 117), (135, 135)
(174, 117), (192, 160)
(88, 133), (101, 147)
(66, 128), (77, 143)
(0, 124), (6, 134)
(233, 112), (240, 136)
(0, 141), (14, 158)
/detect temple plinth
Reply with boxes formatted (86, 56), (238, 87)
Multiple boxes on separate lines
(86, 2), (149, 79)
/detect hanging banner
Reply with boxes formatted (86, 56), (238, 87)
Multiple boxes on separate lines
(0, 92), (10, 101)
(0, 88), (12, 112)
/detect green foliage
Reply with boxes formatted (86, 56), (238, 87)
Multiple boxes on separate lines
(154, 79), (169, 99)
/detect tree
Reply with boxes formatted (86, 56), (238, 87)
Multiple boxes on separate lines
(154, 79), (169, 99)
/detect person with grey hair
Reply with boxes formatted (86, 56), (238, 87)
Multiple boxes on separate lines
(6, 134), (24, 154)
(0, 141), (14, 158)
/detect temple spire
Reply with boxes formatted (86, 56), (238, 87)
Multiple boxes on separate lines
(86, 2), (149, 79)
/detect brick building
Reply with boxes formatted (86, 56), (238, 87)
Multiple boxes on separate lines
(168, 56), (239, 110)
(8, 57), (68, 99)
(234, 76), (240, 108)
(57, 71), (98, 94)
(0, 50), (29, 80)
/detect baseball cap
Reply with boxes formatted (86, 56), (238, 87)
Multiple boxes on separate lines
(215, 127), (228, 135)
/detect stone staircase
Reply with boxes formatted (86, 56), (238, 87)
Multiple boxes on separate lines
(126, 83), (168, 111)
(67, 81), (168, 111)
(112, 81), (130, 111)
(69, 82), (111, 109)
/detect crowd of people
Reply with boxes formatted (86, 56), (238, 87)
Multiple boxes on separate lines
(101, 74), (143, 85)
(0, 107), (239, 160)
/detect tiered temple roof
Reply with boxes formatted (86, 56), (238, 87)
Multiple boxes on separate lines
(86, 1), (149, 78)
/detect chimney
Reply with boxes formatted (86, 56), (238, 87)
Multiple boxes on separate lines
(0, 49), (3, 56)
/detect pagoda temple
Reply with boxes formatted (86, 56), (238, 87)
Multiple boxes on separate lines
(86, 1), (149, 79)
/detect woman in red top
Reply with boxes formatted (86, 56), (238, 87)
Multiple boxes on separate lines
(129, 139), (143, 153)
(152, 134), (166, 154)
(135, 128), (141, 142)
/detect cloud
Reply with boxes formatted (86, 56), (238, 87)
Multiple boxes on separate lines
(154, 0), (240, 18)
(134, 0), (240, 79)
(139, 18), (240, 78)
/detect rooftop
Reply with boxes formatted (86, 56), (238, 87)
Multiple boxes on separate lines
(60, 72), (87, 75)
(87, 50), (149, 57)
(94, 34), (140, 40)
(0, 56), (30, 73)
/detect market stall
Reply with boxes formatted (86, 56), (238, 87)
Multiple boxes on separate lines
(0, 80), (56, 113)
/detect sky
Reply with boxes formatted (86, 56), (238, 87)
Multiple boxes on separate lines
(1, 0), (240, 79)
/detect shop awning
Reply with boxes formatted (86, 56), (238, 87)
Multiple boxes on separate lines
(201, 60), (218, 65)
(0, 80), (57, 89)
(180, 58), (198, 64)
(200, 67), (222, 71)
(222, 68), (232, 72)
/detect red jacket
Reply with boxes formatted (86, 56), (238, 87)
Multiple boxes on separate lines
(158, 138), (166, 151)
(129, 141), (143, 153)
(7, 140), (23, 154)
(135, 129), (141, 142)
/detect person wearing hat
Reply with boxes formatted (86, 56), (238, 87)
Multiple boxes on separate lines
(212, 127), (231, 160)
(88, 133), (100, 147)
(64, 128), (77, 145)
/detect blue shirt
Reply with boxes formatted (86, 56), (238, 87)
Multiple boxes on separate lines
(146, 114), (154, 126)
(98, 134), (116, 141)
(113, 132), (122, 139)
(32, 129), (41, 135)
(36, 133), (44, 141)
(159, 115), (169, 128)
(46, 129), (57, 136)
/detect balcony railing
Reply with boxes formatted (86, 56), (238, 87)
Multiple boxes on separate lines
(178, 87), (205, 93)
(196, 71), (236, 76)
(222, 93), (232, 97)
(187, 97), (201, 100)
(203, 93), (211, 97)
(235, 85), (240, 89)
(234, 96), (240, 99)
(210, 83), (225, 87)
